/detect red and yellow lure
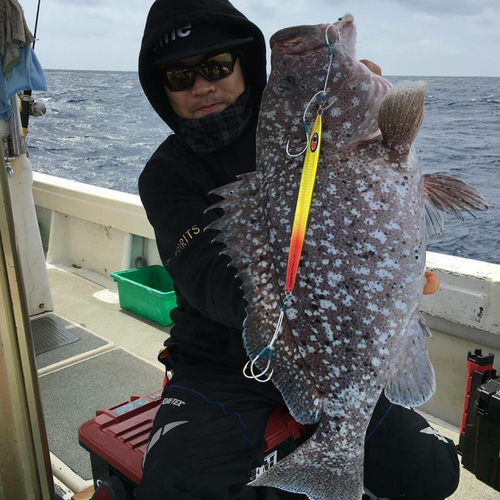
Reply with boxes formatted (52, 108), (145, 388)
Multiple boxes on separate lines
(286, 114), (322, 292)
(243, 115), (323, 383)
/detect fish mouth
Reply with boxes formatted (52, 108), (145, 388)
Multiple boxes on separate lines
(270, 14), (355, 56)
(270, 24), (337, 56)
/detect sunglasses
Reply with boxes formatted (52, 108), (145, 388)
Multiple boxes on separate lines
(160, 51), (238, 92)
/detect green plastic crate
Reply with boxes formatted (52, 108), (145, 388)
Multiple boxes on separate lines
(111, 266), (176, 327)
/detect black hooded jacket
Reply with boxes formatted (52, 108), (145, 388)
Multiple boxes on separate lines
(138, 0), (267, 369)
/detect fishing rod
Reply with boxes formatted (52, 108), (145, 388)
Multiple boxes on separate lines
(20, 0), (43, 135)
(32, 0), (42, 51)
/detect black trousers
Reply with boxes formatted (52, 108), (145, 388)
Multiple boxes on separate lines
(135, 365), (459, 500)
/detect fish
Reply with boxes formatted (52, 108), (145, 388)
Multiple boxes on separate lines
(206, 13), (488, 500)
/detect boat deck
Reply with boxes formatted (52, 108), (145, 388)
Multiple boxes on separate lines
(38, 265), (497, 499)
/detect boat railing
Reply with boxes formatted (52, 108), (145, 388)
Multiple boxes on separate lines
(31, 171), (500, 428)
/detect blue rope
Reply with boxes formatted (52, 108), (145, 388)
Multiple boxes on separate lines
(365, 403), (393, 443)
(168, 384), (253, 446)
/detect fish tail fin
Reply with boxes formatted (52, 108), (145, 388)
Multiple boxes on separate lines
(378, 80), (427, 152)
(250, 417), (364, 500)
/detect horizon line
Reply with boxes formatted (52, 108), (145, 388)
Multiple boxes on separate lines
(42, 68), (500, 78)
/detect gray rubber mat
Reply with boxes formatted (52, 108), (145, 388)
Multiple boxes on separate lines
(32, 315), (82, 355)
(31, 314), (109, 369)
(39, 348), (163, 480)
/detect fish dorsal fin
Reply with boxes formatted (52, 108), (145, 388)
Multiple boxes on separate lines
(423, 173), (489, 239)
(378, 81), (427, 153)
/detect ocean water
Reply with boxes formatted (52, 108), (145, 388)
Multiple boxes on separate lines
(27, 70), (500, 265)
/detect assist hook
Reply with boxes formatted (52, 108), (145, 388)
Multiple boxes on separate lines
(286, 23), (336, 158)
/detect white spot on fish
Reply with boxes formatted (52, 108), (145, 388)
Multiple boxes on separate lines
(394, 300), (408, 311)
(342, 294), (354, 306)
(385, 220), (402, 230)
(319, 299), (337, 311)
(371, 230), (387, 244)
(375, 269), (394, 279)
(378, 257), (401, 270)
(351, 96), (360, 107)
(327, 272), (343, 287)
(365, 281), (383, 292)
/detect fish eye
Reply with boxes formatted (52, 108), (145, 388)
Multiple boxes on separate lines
(275, 74), (297, 94)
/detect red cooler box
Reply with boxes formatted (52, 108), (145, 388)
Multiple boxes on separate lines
(79, 391), (308, 497)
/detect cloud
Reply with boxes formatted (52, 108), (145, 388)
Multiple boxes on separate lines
(414, 38), (460, 55)
(50, 0), (110, 6)
(19, 0), (500, 76)
(380, 0), (500, 17)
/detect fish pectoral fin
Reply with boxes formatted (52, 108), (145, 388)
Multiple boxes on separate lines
(423, 173), (489, 238)
(384, 311), (436, 408)
(378, 80), (427, 152)
(424, 197), (445, 238)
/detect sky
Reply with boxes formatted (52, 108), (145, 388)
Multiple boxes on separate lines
(21, 0), (500, 77)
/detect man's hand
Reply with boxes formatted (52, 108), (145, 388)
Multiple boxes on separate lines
(423, 271), (440, 295)
(360, 59), (382, 76)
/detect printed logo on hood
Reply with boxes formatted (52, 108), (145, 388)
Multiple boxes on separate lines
(154, 23), (192, 52)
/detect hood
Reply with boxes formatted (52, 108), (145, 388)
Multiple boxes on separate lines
(139, 0), (267, 135)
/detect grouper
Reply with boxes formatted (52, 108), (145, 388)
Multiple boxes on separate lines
(206, 14), (488, 500)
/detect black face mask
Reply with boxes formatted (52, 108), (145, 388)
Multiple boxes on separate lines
(175, 88), (253, 154)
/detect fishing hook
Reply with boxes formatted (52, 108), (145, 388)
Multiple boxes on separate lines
(286, 90), (324, 157)
(286, 24), (336, 158)
(243, 300), (289, 383)
(286, 121), (309, 158)
(243, 348), (274, 383)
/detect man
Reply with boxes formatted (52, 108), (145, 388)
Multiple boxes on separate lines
(136, 1), (459, 499)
